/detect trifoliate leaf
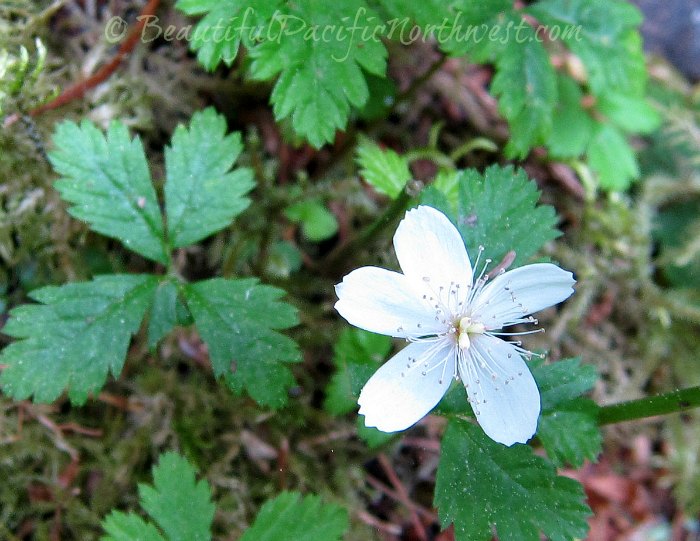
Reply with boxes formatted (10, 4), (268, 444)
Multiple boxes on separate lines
(587, 123), (640, 190)
(284, 200), (339, 242)
(0, 275), (157, 404)
(248, 1), (387, 147)
(324, 328), (392, 415)
(174, 0), (283, 70)
(597, 92), (661, 134)
(356, 138), (411, 199)
(547, 75), (595, 158)
(49, 120), (168, 264)
(165, 108), (254, 248)
(147, 279), (180, 349)
(102, 512), (166, 541)
(491, 29), (558, 158)
(239, 492), (348, 541)
(527, 0), (645, 97)
(434, 419), (591, 541)
(101, 452), (214, 541)
(448, 165), (559, 267)
(139, 453), (215, 541)
(184, 278), (300, 407)
(532, 358), (601, 467)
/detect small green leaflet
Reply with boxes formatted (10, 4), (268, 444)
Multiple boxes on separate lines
(50, 120), (168, 265)
(239, 491), (348, 541)
(423, 165), (559, 268)
(356, 138), (411, 199)
(165, 108), (254, 248)
(284, 200), (339, 242)
(587, 123), (640, 191)
(184, 278), (300, 408)
(547, 75), (595, 159)
(324, 328), (392, 415)
(101, 452), (215, 541)
(434, 419), (591, 541)
(533, 358), (602, 467)
(248, 0), (387, 147)
(147, 279), (180, 349)
(0, 275), (157, 404)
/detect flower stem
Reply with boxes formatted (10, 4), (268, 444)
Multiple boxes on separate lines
(597, 385), (700, 425)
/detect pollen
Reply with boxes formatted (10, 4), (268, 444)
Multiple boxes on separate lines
(457, 316), (485, 350)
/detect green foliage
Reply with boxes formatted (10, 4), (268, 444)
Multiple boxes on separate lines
(184, 278), (300, 408)
(102, 452), (214, 541)
(49, 120), (168, 265)
(165, 108), (254, 248)
(547, 75), (594, 159)
(434, 419), (591, 541)
(324, 328), (392, 415)
(356, 137), (412, 199)
(284, 200), (339, 242)
(0, 275), (157, 403)
(423, 165), (559, 267)
(147, 279), (180, 350)
(533, 358), (602, 467)
(587, 123), (640, 191)
(239, 491), (349, 541)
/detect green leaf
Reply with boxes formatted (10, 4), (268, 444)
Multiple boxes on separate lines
(491, 30), (558, 158)
(356, 138), (411, 199)
(527, 0), (645, 97)
(284, 200), (339, 242)
(532, 358), (601, 467)
(165, 108), (254, 248)
(434, 419), (591, 541)
(101, 452), (214, 541)
(139, 453), (215, 541)
(248, 0), (387, 147)
(184, 278), (300, 407)
(356, 417), (396, 448)
(49, 120), (168, 264)
(547, 75), (595, 158)
(587, 123), (640, 190)
(147, 279), (180, 349)
(175, 0), (283, 70)
(449, 165), (559, 267)
(102, 512), (166, 541)
(239, 492), (348, 541)
(324, 328), (392, 415)
(0, 275), (157, 404)
(597, 92), (661, 134)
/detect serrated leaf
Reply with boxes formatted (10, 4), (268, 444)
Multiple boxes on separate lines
(429, 165), (559, 267)
(248, 0), (387, 147)
(284, 200), (339, 242)
(139, 452), (215, 541)
(239, 492), (348, 541)
(492, 30), (557, 157)
(184, 278), (300, 407)
(547, 75), (595, 158)
(0, 275), (157, 404)
(175, 0), (283, 70)
(324, 328), (392, 415)
(587, 123), (640, 190)
(532, 357), (597, 410)
(165, 108), (254, 248)
(49, 120), (168, 264)
(597, 92), (661, 134)
(435, 419), (591, 541)
(527, 0), (645, 97)
(147, 280), (179, 349)
(356, 138), (411, 199)
(101, 511), (166, 541)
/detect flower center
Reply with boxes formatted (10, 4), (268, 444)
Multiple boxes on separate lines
(457, 316), (485, 350)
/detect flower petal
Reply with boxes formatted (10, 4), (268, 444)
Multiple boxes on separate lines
(393, 206), (473, 293)
(358, 340), (454, 432)
(335, 267), (445, 338)
(471, 263), (575, 329)
(459, 334), (540, 446)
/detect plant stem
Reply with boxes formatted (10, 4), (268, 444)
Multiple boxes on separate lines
(598, 385), (700, 425)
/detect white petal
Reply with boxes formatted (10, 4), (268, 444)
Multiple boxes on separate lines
(393, 206), (472, 293)
(358, 340), (455, 432)
(335, 267), (446, 338)
(458, 334), (540, 446)
(471, 263), (575, 329)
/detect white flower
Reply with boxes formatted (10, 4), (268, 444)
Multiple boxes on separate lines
(334, 205), (575, 446)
